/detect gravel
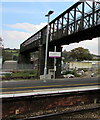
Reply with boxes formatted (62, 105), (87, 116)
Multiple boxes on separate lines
(61, 109), (100, 119)
(17, 103), (100, 119)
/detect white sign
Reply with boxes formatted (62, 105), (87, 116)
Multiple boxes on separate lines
(49, 52), (61, 58)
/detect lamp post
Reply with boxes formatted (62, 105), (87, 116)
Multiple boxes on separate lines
(43, 10), (54, 82)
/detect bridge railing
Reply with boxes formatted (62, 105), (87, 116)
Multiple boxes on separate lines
(20, 1), (100, 52)
(21, 31), (41, 47)
(49, 1), (100, 41)
(20, 31), (41, 52)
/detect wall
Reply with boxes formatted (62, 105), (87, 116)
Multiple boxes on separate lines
(67, 62), (92, 69)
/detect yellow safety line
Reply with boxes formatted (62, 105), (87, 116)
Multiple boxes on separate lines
(0, 83), (99, 94)
(0, 83), (99, 90)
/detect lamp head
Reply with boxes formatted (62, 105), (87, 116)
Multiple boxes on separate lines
(45, 10), (54, 17)
(48, 10), (54, 15)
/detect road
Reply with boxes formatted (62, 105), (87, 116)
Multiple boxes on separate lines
(0, 77), (99, 93)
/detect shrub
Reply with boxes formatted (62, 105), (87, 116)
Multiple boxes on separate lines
(64, 70), (81, 77)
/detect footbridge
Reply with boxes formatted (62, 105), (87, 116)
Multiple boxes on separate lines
(19, 1), (100, 78)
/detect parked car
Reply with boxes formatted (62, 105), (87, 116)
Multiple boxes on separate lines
(91, 73), (96, 77)
(63, 74), (75, 78)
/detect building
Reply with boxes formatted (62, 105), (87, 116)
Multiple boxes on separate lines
(2, 60), (17, 70)
(67, 61), (92, 70)
(66, 61), (100, 70)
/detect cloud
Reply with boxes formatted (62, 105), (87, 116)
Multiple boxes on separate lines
(1, 22), (47, 49)
(63, 38), (99, 55)
(1, 30), (33, 48)
(5, 22), (47, 33)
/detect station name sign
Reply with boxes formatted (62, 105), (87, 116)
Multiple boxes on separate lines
(49, 52), (61, 58)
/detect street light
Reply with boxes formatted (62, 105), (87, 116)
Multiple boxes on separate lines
(43, 10), (54, 82)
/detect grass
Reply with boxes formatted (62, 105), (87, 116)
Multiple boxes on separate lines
(12, 70), (37, 77)
(2, 70), (38, 80)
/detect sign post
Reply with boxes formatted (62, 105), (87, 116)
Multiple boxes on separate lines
(54, 46), (56, 79)
(49, 49), (61, 79)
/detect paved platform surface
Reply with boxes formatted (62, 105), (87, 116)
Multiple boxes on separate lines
(1, 77), (99, 93)
(1, 85), (99, 98)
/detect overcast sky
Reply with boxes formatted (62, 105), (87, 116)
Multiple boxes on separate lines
(1, 0), (99, 55)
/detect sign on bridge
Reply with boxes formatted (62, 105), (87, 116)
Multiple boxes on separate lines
(49, 52), (61, 58)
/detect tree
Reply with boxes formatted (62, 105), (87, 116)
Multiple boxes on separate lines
(0, 37), (4, 49)
(70, 47), (93, 61)
(62, 50), (71, 62)
(2, 49), (12, 61)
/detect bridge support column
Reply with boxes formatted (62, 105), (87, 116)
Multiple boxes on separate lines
(18, 53), (31, 69)
(38, 44), (62, 78)
(38, 45), (45, 76)
(55, 46), (62, 78)
(18, 53), (31, 64)
(47, 46), (54, 72)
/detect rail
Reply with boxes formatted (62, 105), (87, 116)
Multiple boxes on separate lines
(17, 106), (100, 120)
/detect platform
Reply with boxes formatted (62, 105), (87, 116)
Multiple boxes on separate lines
(1, 85), (99, 98)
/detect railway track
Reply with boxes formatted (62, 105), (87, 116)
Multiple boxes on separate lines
(2, 89), (100, 120)
(17, 105), (100, 120)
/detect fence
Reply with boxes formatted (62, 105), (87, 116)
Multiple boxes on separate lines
(2, 61), (34, 71)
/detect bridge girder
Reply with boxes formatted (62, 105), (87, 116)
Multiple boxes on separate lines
(20, 1), (100, 53)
